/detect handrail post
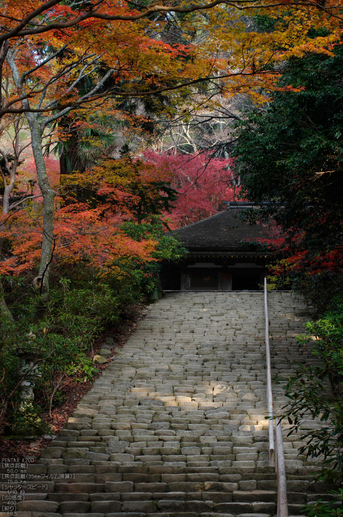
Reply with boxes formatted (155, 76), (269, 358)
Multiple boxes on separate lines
(264, 277), (288, 517)
(276, 418), (288, 517)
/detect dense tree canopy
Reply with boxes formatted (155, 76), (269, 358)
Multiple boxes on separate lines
(233, 44), (343, 251)
(231, 40), (343, 306)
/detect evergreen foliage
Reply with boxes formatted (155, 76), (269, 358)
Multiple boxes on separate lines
(233, 45), (343, 253)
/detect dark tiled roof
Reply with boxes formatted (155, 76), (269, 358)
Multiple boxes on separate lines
(173, 209), (273, 251)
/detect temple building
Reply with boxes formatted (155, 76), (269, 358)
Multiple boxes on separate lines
(161, 202), (275, 291)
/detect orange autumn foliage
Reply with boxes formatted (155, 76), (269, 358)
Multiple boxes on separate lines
(0, 200), (158, 277)
(0, 154), (178, 276)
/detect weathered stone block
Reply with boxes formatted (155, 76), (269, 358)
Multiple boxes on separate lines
(122, 501), (157, 512)
(91, 501), (122, 512)
(58, 501), (91, 513)
(105, 481), (133, 492)
(17, 501), (59, 512)
(135, 483), (167, 493)
(89, 493), (120, 501)
(55, 482), (102, 493)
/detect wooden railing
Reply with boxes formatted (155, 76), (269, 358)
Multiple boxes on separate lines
(264, 277), (288, 517)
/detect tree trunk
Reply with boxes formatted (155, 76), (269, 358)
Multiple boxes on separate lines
(0, 40), (9, 113)
(26, 112), (56, 289)
(0, 40), (13, 318)
(7, 50), (56, 291)
(0, 280), (14, 322)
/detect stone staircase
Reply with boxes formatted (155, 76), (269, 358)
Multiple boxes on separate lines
(1, 291), (330, 517)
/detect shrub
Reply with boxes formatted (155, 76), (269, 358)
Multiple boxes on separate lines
(0, 276), (120, 434)
(282, 295), (343, 486)
(302, 489), (343, 516)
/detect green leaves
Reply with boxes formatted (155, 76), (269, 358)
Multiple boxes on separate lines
(232, 44), (343, 310)
(302, 489), (343, 516)
(298, 296), (343, 379)
(280, 295), (343, 485)
(232, 45), (343, 253)
(117, 219), (187, 299)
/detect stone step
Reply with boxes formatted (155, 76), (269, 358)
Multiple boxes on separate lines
(232, 490), (276, 502)
(16, 500), (59, 512)
(54, 483), (105, 493)
(47, 494), (92, 502)
(12, 485), (319, 515)
(10, 498), (281, 515)
(0, 513), (302, 517)
(0, 514), (64, 517)
(31, 463), (279, 476)
(9, 292), (329, 517)
(8, 478), (320, 515)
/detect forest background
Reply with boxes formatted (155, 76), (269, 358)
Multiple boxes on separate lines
(1, 0), (343, 498)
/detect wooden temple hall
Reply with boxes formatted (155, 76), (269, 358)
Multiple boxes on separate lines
(160, 202), (274, 292)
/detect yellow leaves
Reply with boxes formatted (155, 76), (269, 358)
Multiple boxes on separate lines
(3, 0), (343, 110)
(251, 3), (341, 62)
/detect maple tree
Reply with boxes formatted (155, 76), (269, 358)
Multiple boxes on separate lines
(0, 152), (182, 275)
(0, 147), (188, 433)
(2, 12), (197, 288)
(143, 150), (238, 227)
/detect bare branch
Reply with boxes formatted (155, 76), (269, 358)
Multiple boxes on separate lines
(42, 67), (115, 127)
(22, 44), (68, 80)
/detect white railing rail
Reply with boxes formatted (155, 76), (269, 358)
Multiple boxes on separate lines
(264, 276), (275, 464)
(264, 277), (288, 517)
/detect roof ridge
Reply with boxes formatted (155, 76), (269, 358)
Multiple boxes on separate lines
(174, 210), (227, 232)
